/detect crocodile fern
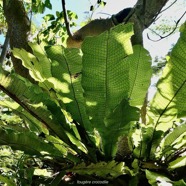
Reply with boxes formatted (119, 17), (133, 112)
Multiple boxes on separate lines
(0, 22), (186, 185)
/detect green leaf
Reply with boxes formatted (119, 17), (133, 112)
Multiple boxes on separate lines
(128, 45), (152, 107)
(104, 99), (139, 157)
(81, 23), (139, 157)
(66, 131), (88, 154)
(148, 24), (186, 131)
(13, 44), (90, 154)
(0, 175), (16, 186)
(43, 14), (55, 22)
(34, 168), (51, 177)
(13, 43), (52, 84)
(169, 156), (186, 170)
(45, 46), (93, 131)
(44, 46), (96, 149)
(146, 170), (186, 186)
(0, 100), (49, 134)
(0, 128), (80, 163)
(164, 124), (186, 148)
(82, 23), (133, 112)
(146, 23), (186, 159)
(0, 128), (63, 157)
(131, 124), (158, 159)
(67, 10), (78, 20)
(45, 0), (52, 9)
(0, 69), (70, 145)
(13, 43), (95, 156)
(155, 123), (186, 159)
(46, 135), (80, 163)
(68, 160), (130, 179)
(38, 2), (45, 13)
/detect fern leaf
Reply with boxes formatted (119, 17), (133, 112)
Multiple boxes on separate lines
(68, 160), (130, 179)
(129, 45), (152, 107)
(0, 128), (80, 163)
(81, 23), (140, 158)
(148, 26), (186, 131)
(0, 69), (70, 144)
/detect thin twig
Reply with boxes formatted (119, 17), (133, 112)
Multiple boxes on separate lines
(61, 0), (72, 38)
(160, 0), (178, 14)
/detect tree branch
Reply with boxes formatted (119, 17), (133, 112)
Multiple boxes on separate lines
(61, 0), (72, 38)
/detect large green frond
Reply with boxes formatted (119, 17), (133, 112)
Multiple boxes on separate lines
(45, 46), (94, 137)
(13, 44), (90, 154)
(0, 128), (63, 157)
(0, 128), (80, 163)
(0, 69), (70, 144)
(148, 27), (186, 130)
(81, 23), (139, 158)
(147, 24), (186, 159)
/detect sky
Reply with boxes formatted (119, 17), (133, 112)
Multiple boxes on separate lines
(49, 0), (137, 21)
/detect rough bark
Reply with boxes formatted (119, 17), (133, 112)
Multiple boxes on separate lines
(3, 0), (34, 82)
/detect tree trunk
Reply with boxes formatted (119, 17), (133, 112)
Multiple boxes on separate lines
(3, 0), (34, 82)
